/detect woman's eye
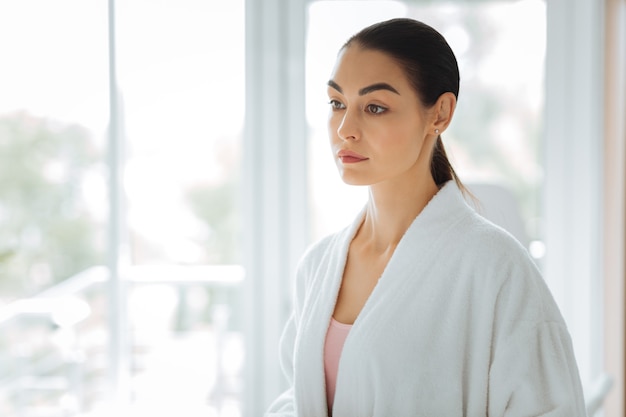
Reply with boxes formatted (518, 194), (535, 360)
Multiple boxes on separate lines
(366, 104), (387, 114)
(328, 99), (345, 110)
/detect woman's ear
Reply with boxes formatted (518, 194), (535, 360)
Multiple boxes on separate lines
(431, 92), (457, 134)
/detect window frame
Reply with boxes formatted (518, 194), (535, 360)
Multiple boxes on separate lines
(241, 0), (309, 414)
(544, 0), (606, 390)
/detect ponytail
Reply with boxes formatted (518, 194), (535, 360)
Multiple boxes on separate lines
(431, 135), (467, 194)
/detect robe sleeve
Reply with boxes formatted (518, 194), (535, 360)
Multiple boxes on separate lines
(264, 312), (297, 416)
(488, 321), (587, 416)
(487, 263), (587, 417)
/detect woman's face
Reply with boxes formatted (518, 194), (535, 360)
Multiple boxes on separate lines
(327, 45), (435, 187)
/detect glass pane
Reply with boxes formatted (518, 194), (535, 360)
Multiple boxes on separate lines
(306, 0), (546, 258)
(0, 0), (108, 303)
(117, 0), (244, 267)
(116, 0), (245, 415)
(0, 0), (109, 415)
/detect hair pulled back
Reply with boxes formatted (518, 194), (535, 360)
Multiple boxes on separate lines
(344, 18), (463, 189)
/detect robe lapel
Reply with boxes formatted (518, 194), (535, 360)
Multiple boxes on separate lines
(294, 210), (364, 417)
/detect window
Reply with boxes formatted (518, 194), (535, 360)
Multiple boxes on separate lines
(115, 1), (245, 415)
(0, 0), (109, 414)
(0, 0), (108, 305)
(0, 1), (245, 416)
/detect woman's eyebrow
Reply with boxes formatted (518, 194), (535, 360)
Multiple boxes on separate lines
(327, 80), (343, 93)
(327, 80), (400, 96)
(359, 82), (400, 95)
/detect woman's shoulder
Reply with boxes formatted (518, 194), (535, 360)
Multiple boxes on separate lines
(455, 204), (532, 264)
(455, 209), (566, 323)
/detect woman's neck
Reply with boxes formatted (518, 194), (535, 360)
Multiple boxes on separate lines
(359, 175), (439, 253)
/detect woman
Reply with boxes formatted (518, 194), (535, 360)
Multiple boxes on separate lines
(265, 18), (586, 417)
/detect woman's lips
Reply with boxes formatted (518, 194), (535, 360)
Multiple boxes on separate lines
(338, 149), (368, 164)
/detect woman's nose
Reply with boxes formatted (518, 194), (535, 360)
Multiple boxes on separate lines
(337, 109), (359, 141)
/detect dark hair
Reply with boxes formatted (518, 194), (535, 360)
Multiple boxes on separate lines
(344, 18), (464, 190)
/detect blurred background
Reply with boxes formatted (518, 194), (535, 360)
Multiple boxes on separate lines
(0, 0), (623, 416)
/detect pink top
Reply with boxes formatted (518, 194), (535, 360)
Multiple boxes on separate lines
(324, 317), (353, 416)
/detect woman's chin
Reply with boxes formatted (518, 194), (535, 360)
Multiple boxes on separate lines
(339, 175), (372, 186)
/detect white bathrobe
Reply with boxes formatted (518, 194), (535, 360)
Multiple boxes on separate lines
(265, 181), (587, 417)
